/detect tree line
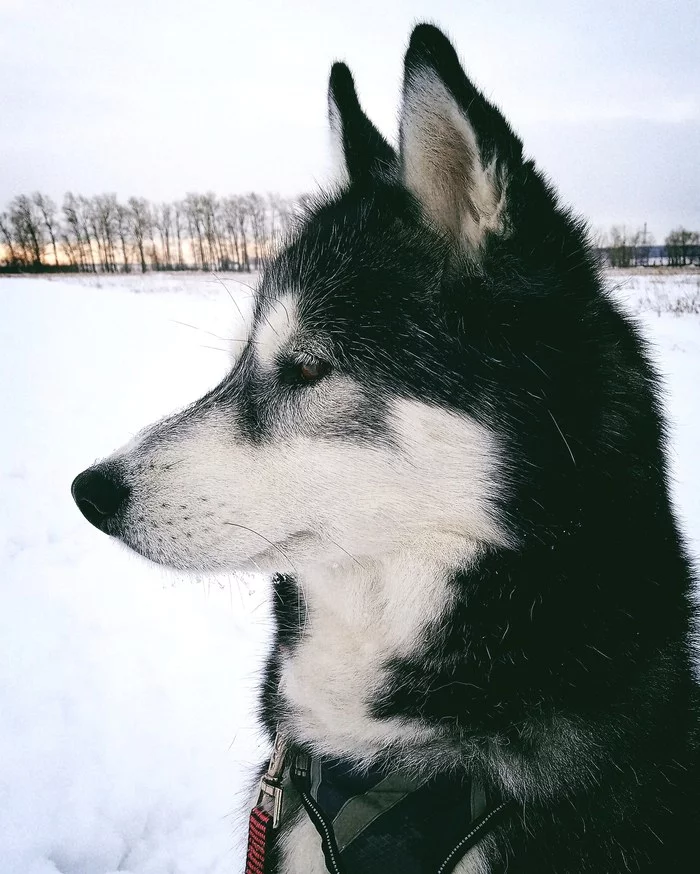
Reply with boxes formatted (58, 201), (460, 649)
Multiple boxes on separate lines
(1, 195), (699, 273)
(594, 225), (700, 268)
(0, 192), (303, 273)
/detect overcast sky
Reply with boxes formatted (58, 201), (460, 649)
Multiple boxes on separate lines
(2, 0), (698, 240)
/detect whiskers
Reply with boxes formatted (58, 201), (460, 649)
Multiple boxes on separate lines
(211, 271), (248, 328)
(222, 520), (299, 574)
(222, 520), (309, 631)
(328, 536), (366, 570)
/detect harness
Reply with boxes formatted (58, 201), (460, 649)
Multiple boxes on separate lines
(245, 736), (512, 874)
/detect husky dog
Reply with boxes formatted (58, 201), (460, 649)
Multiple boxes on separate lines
(72, 23), (698, 874)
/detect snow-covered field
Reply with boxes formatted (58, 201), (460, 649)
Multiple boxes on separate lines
(1, 269), (698, 874)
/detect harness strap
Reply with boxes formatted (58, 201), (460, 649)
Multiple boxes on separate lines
(244, 736), (513, 874)
(290, 751), (513, 874)
(291, 753), (346, 874)
(435, 802), (512, 874)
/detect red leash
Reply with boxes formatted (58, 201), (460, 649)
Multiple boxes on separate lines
(245, 806), (274, 874)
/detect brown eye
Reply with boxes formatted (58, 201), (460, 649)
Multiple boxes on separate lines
(299, 360), (326, 382)
(280, 356), (331, 386)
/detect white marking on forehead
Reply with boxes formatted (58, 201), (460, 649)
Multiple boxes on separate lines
(255, 293), (298, 369)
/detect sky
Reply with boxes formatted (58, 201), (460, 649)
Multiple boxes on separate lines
(2, 0), (699, 240)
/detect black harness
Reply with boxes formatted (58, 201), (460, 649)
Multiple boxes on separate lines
(245, 737), (512, 874)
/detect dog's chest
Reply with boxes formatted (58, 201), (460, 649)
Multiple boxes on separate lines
(278, 598), (425, 758)
(276, 555), (454, 758)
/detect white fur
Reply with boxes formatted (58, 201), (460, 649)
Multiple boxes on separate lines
(111, 393), (505, 573)
(278, 540), (473, 762)
(454, 846), (490, 874)
(280, 809), (333, 874)
(328, 93), (351, 188)
(255, 293), (299, 370)
(401, 68), (507, 248)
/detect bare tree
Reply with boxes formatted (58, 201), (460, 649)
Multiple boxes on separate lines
(33, 193), (60, 266)
(0, 211), (18, 265)
(76, 196), (97, 272)
(63, 193), (87, 271)
(236, 196), (251, 272)
(93, 194), (119, 271)
(173, 201), (186, 268)
(9, 195), (44, 267)
(247, 193), (268, 269)
(221, 196), (242, 270)
(200, 193), (219, 270)
(87, 197), (106, 271)
(114, 202), (131, 271)
(143, 202), (159, 270)
(665, 227), (699, 267)
(154, 203), (173, 270)
(128, 197), (150, 272)
(60, 231), (79, 269)
(184, 193), (206, 269)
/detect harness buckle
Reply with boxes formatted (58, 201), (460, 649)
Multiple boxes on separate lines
(256, 775), (284, 828)
(255, 733), (287, 828)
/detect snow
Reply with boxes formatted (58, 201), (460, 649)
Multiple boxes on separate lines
(611, 270), (700, 561)
(0, 273), (270, 874)
(0, 269), (698, 874)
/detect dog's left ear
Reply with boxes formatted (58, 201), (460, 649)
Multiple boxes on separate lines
(400, 24), (524, 249)
(328, 62), (397, 185)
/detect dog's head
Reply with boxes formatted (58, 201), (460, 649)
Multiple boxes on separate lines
(72, 25), (612, 573)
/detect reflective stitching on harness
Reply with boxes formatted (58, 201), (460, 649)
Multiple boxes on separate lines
(278, 749), (513, 874)
(435, 801), (511, 874)
(297, 787), (345, 874)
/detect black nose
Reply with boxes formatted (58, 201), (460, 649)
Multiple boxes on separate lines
(71, 466), (130, 532)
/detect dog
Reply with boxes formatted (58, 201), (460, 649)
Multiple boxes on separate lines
(72, 23), (699, 874)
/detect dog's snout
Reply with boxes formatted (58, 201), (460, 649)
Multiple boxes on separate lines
(71, 465), (130, 532)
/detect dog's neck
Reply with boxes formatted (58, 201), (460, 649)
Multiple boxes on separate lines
(276, 535), (481, 766)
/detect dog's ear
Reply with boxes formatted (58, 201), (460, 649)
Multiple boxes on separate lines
(328, 62), (397, 185)
(400, 24), (523, 249)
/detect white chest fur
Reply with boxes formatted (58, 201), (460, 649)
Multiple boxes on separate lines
(273, 540), (493, 873)
(277, 540), (479, 763)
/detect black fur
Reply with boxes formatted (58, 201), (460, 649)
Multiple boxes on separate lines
(328, 61), (397, 181)
(257, 23), (699, 873)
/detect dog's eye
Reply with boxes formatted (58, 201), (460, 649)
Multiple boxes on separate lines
(281, 357), (331, 386)
(299, 359), (330, 383)
(299, 360), (326, 382)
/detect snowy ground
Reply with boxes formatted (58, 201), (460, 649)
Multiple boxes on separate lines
(1, 269), (698, 874)
(611, 270), (700, 561)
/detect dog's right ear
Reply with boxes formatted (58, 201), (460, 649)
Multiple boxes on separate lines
(399, 24), (524, 250)
(328, 62), (397, 185)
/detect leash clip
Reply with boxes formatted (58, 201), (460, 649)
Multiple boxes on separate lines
(255, 733), (287, 828)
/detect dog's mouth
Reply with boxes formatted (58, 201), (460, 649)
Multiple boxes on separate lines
(221, 527), (318, 573)
(112, 519), (319, 574)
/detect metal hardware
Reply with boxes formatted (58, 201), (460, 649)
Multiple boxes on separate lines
(255, 733), (287, 828)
